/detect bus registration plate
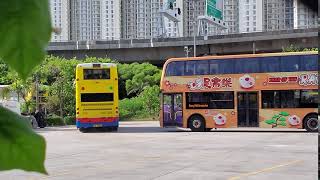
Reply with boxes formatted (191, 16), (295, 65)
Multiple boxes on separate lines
(93, 124), (103, 127)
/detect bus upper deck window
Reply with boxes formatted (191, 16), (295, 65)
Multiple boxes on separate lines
(300, 55), (317, 71)
(165, 61), (184, 76)
(280, 56), (300, 72)
(84, 69), (110, 79)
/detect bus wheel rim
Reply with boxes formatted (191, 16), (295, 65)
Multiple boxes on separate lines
(193, 119), (201, 128)
(307, 118), (319, 131)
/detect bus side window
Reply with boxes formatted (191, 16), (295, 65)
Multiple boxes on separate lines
(218, 60), (234, 74)
(210, 60), (218, 74)
(300, 90), (318, 108)
(195, 61), (209, 75)
(234, 58), (259, 73)
(260, 57), (280, 73)
(185, 61), (195, 75)
(261, 91), (280, 108)
(210, 59), (234, 74)
(165, 61), (185, 76)
(280, 56), (300, 72)
(300, 55), (317, 71)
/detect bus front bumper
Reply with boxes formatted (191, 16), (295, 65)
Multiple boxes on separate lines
(76, 117), (119, 128)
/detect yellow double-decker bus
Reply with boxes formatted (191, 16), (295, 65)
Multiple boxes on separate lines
(76, 63), (119, 132)
(160, 52), (318, 132)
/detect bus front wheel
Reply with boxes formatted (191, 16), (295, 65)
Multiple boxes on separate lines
(188, 115), (205, 132)
(304, 114), (319, 132)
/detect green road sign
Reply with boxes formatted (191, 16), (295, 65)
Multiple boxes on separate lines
(207, 0), (222, 20)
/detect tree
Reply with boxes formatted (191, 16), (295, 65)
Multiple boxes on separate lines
(122, 63), (161, 96)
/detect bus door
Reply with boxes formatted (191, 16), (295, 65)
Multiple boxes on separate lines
(163, 94), (183, 127)
(237, 92), (259, 127)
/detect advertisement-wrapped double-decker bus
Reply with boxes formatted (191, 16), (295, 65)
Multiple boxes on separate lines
(160, 52), (318, 132)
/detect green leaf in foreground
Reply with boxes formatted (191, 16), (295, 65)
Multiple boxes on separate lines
(0, 107), (47, 174)
(0, 0), (52, 79)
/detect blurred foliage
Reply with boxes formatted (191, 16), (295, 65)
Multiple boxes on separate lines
(0, 0), (52, 174)
(0, 60), (12, 85)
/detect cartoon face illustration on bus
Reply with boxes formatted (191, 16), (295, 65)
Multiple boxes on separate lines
(213, 114), (227, 125)
(187, 78), (204, 90)
(288, 115), (301, 126)
(239, 74), (255, 89)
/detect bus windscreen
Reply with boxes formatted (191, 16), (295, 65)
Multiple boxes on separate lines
(84, 69), (110, 80)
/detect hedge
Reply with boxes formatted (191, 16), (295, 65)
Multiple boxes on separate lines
(45, 115), (64, 126)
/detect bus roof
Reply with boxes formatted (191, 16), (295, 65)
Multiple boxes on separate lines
(76, 63), (117, 68)
(165, 51), (318, 64)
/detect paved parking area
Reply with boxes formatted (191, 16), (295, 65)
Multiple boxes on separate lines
(0, 121), (318, 180)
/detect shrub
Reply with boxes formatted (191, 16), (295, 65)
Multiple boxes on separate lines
(119, 96), (144, 119)
(119, 85), (160, 120)
(140, 85), (160, 117)
(64, 116), (76, 125)
(46, 115), (65, 126)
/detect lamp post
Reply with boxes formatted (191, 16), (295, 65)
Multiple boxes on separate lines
(193, 21), (196, 57)
(192, 0), (199, 57)
(184, 46), (191, 57)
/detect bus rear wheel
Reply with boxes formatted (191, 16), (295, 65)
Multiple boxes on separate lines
(304, 114), (319, 132)
(79, 128), (88, 133)
(112, 126), (118, 131)
(188, 115), (205, 132)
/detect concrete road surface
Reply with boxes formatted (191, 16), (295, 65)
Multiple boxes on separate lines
(0, 121), (317, 180)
